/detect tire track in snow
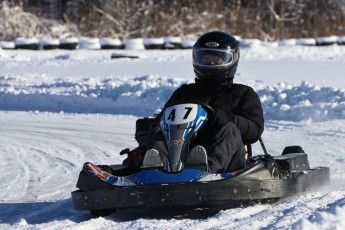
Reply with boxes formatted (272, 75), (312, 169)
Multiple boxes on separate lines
(0, 144), (31, 201)
(0, 112), (135, 203)
(1, 112), (344, 229)
(0, 126), (81, 201)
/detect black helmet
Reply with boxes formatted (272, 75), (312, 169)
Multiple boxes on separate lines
(193, 31), (240, 83)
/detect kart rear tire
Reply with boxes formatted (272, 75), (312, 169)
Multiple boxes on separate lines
(282, 146), (305, 155)
(90, 208), (117, 217)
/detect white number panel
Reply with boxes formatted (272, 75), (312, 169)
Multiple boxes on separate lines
(164, 104), (198, 125)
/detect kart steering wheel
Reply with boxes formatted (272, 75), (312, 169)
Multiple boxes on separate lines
(195, 100), (215, 118)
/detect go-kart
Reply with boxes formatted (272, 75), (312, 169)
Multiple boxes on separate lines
(71, 102), (330, 217)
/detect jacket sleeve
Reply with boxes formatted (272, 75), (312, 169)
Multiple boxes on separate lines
(152, 84), (189, 123)
(162, 84), (190, 108)
(146, 84), (191, 146)
(232, 87), (264, 144)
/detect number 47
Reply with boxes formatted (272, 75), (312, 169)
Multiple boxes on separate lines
(167, 107), (193, 121)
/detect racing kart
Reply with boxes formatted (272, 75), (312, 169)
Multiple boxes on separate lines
(71, 102), (330, 217)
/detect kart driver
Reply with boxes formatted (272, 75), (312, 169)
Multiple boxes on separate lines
(127, 31), (264, 173)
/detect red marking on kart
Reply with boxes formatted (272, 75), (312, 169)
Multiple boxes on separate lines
(86, 163), (111, 181)
(169, 140), (183, 146)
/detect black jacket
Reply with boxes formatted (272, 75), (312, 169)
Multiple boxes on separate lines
(162, 82), (264, 145)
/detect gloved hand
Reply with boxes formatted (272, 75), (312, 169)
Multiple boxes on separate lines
(120, 146), (146, 168)
(212, 108), (234, 130)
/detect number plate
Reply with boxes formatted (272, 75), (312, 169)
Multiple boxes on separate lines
(164, 104), (198, 125)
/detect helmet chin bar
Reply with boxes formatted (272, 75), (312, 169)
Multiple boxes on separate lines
(193, 64), (236, 83)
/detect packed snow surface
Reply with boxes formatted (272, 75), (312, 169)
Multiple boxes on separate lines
(0, 44), (345, 229)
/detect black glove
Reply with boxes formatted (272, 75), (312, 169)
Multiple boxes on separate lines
(212, 108), (234, 130)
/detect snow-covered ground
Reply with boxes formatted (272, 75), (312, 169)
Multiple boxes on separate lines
(0, 44), (345, 229)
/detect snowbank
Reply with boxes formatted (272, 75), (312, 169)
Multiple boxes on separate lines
(0, 74), (344, 121)
(0, 46), (344, 121)
(259, 81), (345, 121)
(0, 75), (183, 115)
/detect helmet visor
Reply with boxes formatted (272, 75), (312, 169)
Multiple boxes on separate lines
(193, 48), (233, 67)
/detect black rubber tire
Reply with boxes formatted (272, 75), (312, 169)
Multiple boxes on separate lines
(282, 146), (305, 155)
(90, 208), (117, 217)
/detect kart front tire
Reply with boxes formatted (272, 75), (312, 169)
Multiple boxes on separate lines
(90, 208), (117, 217)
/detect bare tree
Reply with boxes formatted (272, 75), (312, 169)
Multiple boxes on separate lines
(1, 0), (345, 41)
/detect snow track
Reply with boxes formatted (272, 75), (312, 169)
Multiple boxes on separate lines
(0, 112), (135, 203)
(0, 48), (344, 229)
(0, 112), (344, 229)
